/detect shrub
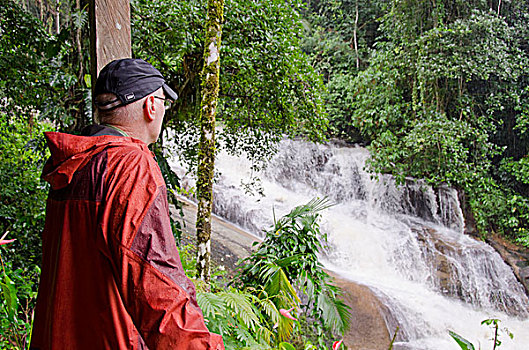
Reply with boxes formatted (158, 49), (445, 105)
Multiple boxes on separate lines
(235, 198), (351, 348)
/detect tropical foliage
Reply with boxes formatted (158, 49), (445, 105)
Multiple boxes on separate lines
(198, 289), (287, 349)
(0, 0), (90, 132)
(0, 115), (49, 349)
(131, 0), (327, 170)
(303, 0), (529, 246)
(178, 199), (349, 349)
(0, 259), (38, 349)
(235, 198), (351, 348)
(0, 116), (51, 269)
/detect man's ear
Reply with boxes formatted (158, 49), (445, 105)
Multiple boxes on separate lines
(143, 95), (157, 122)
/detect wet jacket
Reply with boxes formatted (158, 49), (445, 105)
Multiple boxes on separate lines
(31, 126), (224, 349)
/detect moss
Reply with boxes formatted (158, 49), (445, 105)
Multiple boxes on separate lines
(195, 0), (225, 284)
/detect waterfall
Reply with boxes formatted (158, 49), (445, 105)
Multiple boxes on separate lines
(170, 138), (529, 349)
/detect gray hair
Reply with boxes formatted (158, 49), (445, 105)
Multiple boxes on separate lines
(94, 93), (143, 124)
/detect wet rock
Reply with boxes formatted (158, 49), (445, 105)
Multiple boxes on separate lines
(485, 233), (529, 297)
(412, 226), (529, 317)
(456, 189), (529, 298)
(328, 273), (392, 350)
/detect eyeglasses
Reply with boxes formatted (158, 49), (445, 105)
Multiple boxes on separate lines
(154, 96), (173, 109)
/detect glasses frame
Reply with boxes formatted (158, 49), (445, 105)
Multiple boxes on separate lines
(153, 96), (173, 109)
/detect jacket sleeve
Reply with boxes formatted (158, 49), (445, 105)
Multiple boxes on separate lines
(108, 148), (224, 349)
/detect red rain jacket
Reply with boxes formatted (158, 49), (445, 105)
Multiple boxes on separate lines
(31, 129), (223, 349)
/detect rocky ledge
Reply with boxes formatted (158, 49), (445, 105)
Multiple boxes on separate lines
(485, 233), (529, 296)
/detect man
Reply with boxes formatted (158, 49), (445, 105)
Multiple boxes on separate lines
(31, 58), (224, 349)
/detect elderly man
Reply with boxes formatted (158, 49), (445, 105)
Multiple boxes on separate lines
(31, 59), (224, 349)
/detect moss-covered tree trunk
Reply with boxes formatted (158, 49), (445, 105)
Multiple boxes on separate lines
(196, 0), (224, 285)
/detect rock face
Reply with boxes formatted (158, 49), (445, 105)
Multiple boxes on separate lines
(175, 201), (392, 349)
(412, 226), (529, 317)
(459, 190), (529, 297)
(173, 200), (258, 275)
(485, 233), (529, 297)
(328, 273), (392, 350)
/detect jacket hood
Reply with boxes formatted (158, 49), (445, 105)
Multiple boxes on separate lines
(42, 132), (147, 190)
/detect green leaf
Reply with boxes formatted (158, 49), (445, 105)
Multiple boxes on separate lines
(264, 268), (300, 306)
(197, 292), (225, 320)
(83, 74), (91, 88)
(279, 342), (296, 350)
(449, 330), (476, 350)
(275, 254), (303, 268)
(1, 272), (18, 321)
(480, 318), (498, 326)
(253, 296), (279, 323)
(219, 291), (260, 330)
(317, 289), (351, 333)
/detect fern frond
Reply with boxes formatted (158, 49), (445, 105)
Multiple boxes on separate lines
(256, 325), (274, 346)
(197, 292), (225, 320)
(317, 290), (352, 333)
(219, 291), (260, 330)
(277, 315), (295, 343)
(254, 296), (280, 324)
(258, 262), (281, 282)
(234, 326), (253, 343)
(280, 197), (333, 224)
(275, 254), (303, 268)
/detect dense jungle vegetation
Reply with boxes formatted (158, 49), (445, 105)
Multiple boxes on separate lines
(1, 0), (529, 348)
(303, 0), (529, 246)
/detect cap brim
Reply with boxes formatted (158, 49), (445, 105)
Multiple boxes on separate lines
(162, 83), (178, 101)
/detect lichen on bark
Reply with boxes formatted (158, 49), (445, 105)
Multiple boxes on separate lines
(196, 0), (224, 285)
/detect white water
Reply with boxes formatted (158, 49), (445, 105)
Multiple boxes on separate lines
(169, 138), (529, 349)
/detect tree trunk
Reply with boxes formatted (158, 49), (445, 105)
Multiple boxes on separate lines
(89, 0), (131, 123)
(196, 0), (224, 286)
(69, 0), (86, 133)
(55, 0), (60, 34)
(75, 0), (82, 78)
(39, 0), (43, 22)
(353, 0), (359, 69)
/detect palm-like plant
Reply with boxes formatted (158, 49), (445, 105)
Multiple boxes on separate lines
(235, 197), (351, 345)
(195, 198), (350, 348)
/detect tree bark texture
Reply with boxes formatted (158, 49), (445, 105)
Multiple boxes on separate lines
(196, 0), (224, 285)
(89, 0), (131, 97)
(76, 0), (83, 81)
(55, 0), (60, 34)
(353, 0), (359, 69)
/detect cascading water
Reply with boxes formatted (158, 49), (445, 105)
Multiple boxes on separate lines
(170, 138), (529, 349)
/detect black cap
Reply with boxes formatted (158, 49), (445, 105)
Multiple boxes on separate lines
(94, 58), (178, 111)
